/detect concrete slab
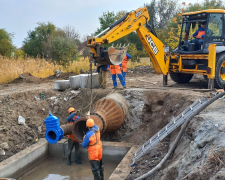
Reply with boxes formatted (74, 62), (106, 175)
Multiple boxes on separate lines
(54, 80), (70, 91)
(108, 145), (139, 180)
(69, 75), (81, 90)
(80, 73), (99, 89)
(0, 138), (48, 179)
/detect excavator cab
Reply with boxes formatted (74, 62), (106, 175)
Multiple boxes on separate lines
(178, 11), (225, 53)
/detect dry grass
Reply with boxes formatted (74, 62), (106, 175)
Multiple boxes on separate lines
(0, 55), (152, 84)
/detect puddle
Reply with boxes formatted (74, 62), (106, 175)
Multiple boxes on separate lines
(19, 158), (118, 180)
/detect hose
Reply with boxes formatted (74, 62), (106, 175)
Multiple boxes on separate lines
(135, 90), (225, 180)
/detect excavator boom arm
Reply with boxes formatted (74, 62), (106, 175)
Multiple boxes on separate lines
(87, 7), (168, 75)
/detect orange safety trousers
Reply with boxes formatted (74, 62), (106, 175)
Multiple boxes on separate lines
(110, 65), (121, 75)
(87, 130), (103, 161)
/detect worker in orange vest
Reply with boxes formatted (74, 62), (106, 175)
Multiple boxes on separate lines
(189, 21), (206, 50)
(110, 64), (126, 89)
(82, 119), (104, 180)
(121, 53), (132, 79)
(67, 107), (82, 165)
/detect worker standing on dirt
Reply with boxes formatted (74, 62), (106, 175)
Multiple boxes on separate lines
(109, 64), (126, 89)
(82, 119), (104, 180)
(94, 61), (109, 89)
(121, 53), (132, 80)
(67, 107), (82, 165)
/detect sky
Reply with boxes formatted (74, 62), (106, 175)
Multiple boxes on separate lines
(0, 0), (202, 48)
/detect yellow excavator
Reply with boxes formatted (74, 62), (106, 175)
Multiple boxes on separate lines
(87, 7), (225, 89)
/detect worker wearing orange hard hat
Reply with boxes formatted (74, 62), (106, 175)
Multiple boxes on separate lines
(66, 107), (82, 165)
(82, 118), (104, 180)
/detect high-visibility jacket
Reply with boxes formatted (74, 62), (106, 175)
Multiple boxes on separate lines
(82, 125), (103, 161)
(110, 65), (121, 75)
(192, 26), (206, 39)
(122, 56), (128, 72)
(67, 114), (80, 142)
(196, 31), (205, 39)
(122, 53), (132, 72)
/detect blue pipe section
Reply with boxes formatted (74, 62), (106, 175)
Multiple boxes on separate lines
(44, 113), (64, 144)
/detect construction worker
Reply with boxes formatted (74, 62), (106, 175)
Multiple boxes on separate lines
(94, 61), (109, 89)
(110, 64), (126, 89)
(121, 53), (132, 79)
(67, 107), (82, 165)
(190, 21), (206, 50)
(82, 119), (104, 180)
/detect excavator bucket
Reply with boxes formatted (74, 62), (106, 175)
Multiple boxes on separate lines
(91, 44), (129, 65)
(107, 46), (128, 65)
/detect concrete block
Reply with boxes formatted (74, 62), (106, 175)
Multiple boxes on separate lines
(69, 75), (81, 90)
(0, 138), (48, 179)
(80, 73), (99, 89)
(54, 80), (70, 91)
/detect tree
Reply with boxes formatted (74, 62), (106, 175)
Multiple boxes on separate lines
(95, 11), (116, 35)
(145, 0), (157, 29)
(0, 29), (15, 57)
(95, 11), (144, 51)
(22, 22), (56, 57)
(50, 36), (78, 66)
(63, 25), (81, 45)
(14, 49), (25, 59)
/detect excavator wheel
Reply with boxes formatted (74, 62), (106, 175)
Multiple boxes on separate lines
(214, 53), (225, 88)
(170, 73), (193, 84)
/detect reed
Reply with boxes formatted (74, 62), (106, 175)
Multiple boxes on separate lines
(0, 55), (152, 84)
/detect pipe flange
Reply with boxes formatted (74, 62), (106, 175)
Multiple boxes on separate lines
(91, 112), (106, 134)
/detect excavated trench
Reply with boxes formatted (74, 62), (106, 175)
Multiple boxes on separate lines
(0, 87), (209, 179)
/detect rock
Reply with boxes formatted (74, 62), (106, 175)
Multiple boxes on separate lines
(80, 69), (85, 74)
(38, 126), (42, 134)
(55, 70), (63, 78)
(18, 115), (26, 125)
(19, 74), (24, 79)
(0, 142), (9, 150)
(0, 148), (5, 155)
(218, 125), (225, 131)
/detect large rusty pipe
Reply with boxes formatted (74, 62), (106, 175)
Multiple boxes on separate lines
(45, 93), (128, 143)
(72, 93), (128, 142)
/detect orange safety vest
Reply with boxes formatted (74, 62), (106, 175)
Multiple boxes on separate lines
(87, 129), (103, 161)
(196, 31), (205, 39)
(110, 65), (121, 75)
(122, 55), (128, 72)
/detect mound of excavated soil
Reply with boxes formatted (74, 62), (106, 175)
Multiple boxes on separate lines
(10, 73), (42, 84)
(46, 72), (78, 80)
(127, 66), (155, 76)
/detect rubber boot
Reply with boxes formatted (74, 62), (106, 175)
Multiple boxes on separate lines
(67, 160), (71, 165)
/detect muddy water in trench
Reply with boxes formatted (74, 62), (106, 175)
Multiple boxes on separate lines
(19, 158), (118, 180)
